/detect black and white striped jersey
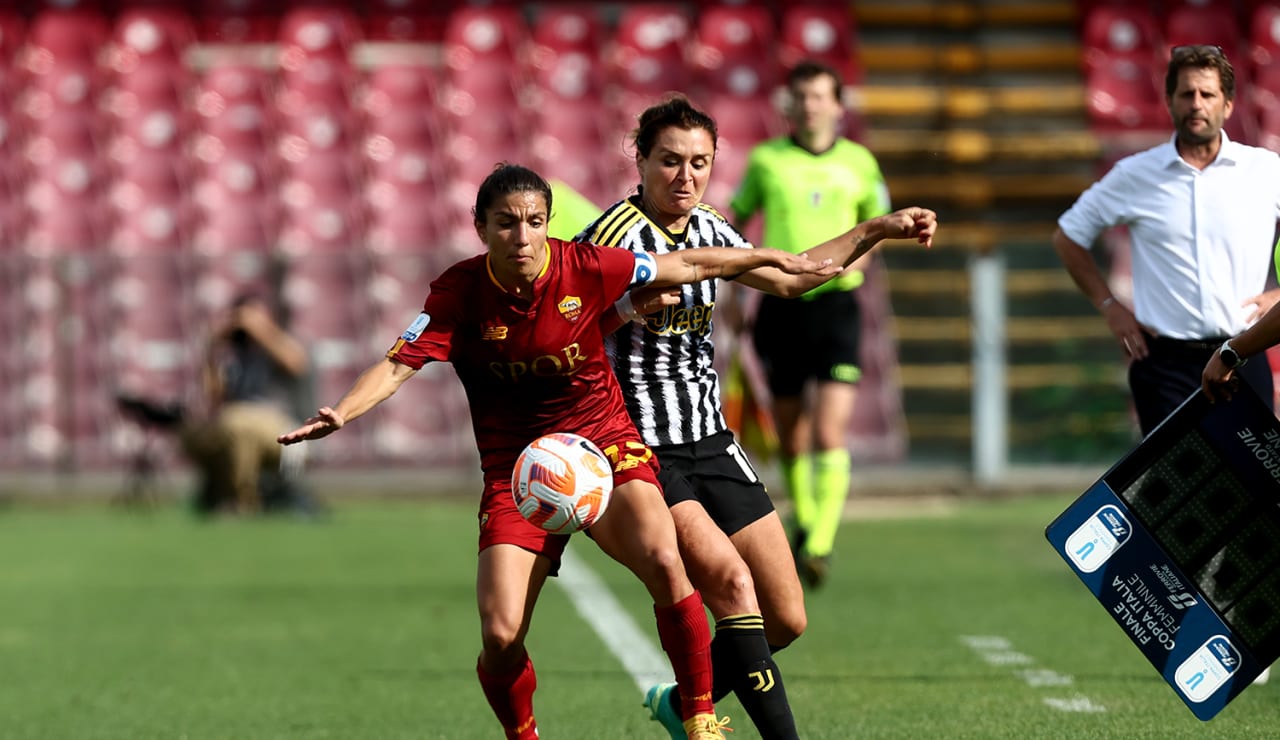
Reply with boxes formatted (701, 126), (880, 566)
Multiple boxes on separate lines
(575, 195), (753, 446)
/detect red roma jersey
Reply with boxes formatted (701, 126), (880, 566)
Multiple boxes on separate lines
(386, 238), (657, 482)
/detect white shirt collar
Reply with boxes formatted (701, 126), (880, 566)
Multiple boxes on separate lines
(1160, 129), (1238, 169)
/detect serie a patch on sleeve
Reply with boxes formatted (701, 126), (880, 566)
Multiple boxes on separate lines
(1046, 386), (1280, 721)
(401, 313), (430, 341)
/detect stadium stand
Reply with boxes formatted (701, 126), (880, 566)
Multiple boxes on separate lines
(8, 0), (1273, 473)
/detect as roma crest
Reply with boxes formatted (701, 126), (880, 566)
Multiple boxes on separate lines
(557, 295), (583, 322)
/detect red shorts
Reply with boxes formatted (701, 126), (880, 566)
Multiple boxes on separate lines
(478, 435), (662, 575)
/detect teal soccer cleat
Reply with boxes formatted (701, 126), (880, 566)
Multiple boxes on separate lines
(643, 682), (684, 740)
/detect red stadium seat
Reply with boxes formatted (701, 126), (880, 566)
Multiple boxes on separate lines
(277, 104), (359, 156)
(1085, 59), (1169, 133)
(779, 5), (861, 86)
(112, 148), (192, 202)
(364, 107), (439, 154)
(106, 6), (195, 74)
(362, 63), (437, 111)
(528, 47), (602, 103)
(281, 148), (360, 200)
(198, 111), (275, 159)
(372, 362), (474, 464)
(366, 12), (446, 43)
(442, 6), (527, 104)
(197, 0), (277, 43)
(1164, 6), (1243, 58)
(0, 9), (26, 69)
(199, 62), (275, 108)
(366, 205), (446, 257)
(527, 6), (605, 103)
(197, 153), (277, 206)
(1224, 80), (1259, 143)
(278, 5), (361, 60)
(1250, 3), (1280, 68)
(1257, 104), (1280, 151)
(1253, 61), (1280, 113)
(19, 60), (103, 123)
(110, 107), (189, 156)
(1080, 4), (1164, 72)
(444, 6), (527, 64)
(195, 64), (276, 153)
(26, 108), (102, 158)
(110, 202), (191, 254)
(193, 209), (279, 256)
(607, 4), (692, 94)
(25, 152), (107, 209)
(108, 57), (191, 104)
(278, 56), (358, 112)
(531, 5), (605, 56)
(23, 8), (110, 69)
(279, 198), (364, 257)
(366, 146), (438, 196)
(26, 207), (108, 255)
(692, 4), (779, 97)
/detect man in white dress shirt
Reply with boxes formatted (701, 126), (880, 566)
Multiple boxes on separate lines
(1054, 44), (1280, 436)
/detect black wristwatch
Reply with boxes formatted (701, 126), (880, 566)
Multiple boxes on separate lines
(1219, 339), (1246, 369)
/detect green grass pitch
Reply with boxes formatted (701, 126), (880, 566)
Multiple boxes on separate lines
(1, 493), (1277, 738)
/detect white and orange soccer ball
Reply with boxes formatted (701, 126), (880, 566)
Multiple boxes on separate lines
(512, 433), (613, 534)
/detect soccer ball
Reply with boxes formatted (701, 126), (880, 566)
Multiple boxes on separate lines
(512, 433), (613, 534)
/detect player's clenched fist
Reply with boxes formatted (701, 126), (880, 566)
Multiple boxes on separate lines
(880, 207), (937, 248)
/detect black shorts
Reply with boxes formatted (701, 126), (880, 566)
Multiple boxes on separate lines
(655, 429), (776, 536)
(752, 289), (862, 398)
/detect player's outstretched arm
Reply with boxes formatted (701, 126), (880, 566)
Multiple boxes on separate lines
(650, 246), (837, 288)
(735, 207), (938, 298)
(278, 358), (416, 444)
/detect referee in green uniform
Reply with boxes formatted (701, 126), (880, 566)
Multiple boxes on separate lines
(731, 60), (891, 588)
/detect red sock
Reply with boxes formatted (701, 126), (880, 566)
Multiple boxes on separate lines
(654, 591), (714, 719)
(476, 652), (539, 740)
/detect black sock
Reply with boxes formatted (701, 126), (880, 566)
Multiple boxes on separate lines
(709, 614), (799, 740)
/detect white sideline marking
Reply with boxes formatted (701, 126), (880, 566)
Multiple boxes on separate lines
(1043, 696), (1107, 713)
(960, 634), (1106, 714)
(557, 543), (674, 692)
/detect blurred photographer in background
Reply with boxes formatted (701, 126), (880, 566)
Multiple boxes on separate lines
(119, 292), (320, 517)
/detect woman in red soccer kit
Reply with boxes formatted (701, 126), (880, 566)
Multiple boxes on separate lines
(277, 164), (836, 740)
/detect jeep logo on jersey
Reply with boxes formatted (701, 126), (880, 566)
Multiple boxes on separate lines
(558, 295), (583, 322)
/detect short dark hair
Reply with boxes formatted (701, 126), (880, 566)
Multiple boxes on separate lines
(786, 60), (843, 97)
(472, 163), (553, 223)
(631, 94), (718, 158)
(1165, 45), (1235, 101)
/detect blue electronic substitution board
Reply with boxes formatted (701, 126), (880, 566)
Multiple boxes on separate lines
(1046, 386), (1280, 720)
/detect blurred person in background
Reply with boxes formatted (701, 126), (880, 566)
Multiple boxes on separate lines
(279, 163), (838, 740)
(577, 95), (935, 739)
(1053, 44), (1280, 438)
(119, 292), (319, 517)
(546, 178), (602, 241)
(730, 60), (892, 590)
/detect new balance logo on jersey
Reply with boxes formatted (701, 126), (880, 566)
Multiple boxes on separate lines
(483, 325), (509, 341)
